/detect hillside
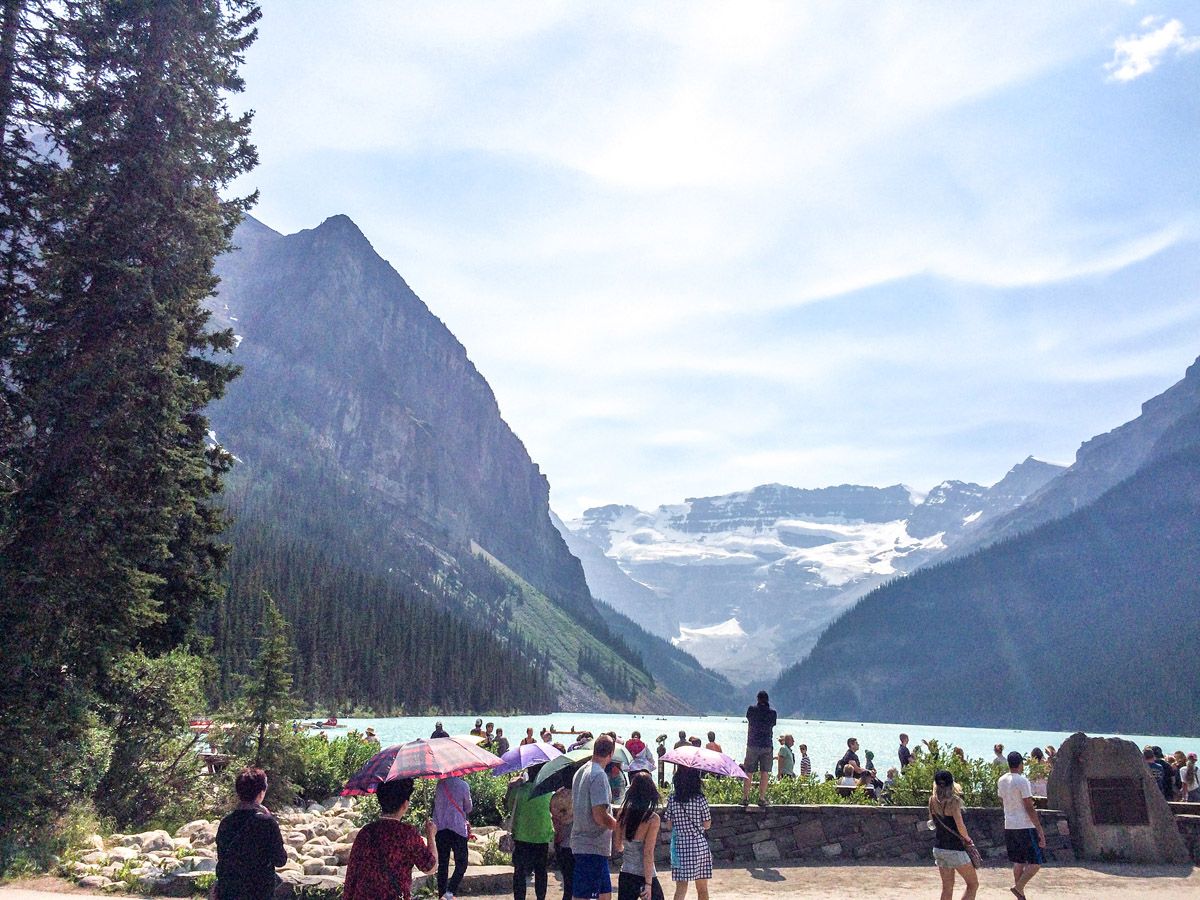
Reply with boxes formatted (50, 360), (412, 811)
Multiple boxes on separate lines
(205, 214), (723, 713)
(772, 390), (1200, 733)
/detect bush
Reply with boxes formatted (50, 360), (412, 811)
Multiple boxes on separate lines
(698, 774), (878, 806)
(887, 739), (1005, 807)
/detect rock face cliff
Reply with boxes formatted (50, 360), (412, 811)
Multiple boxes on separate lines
(210, 215), (594, 623)
(772, 355), (1200, 734)
(205, 214), (726, 713)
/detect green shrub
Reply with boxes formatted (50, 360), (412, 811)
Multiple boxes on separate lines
(698, 775), (878, 806)
(887, 739), (1004, 807)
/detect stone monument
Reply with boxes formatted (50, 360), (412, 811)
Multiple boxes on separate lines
(1047, 732), (1188, 864)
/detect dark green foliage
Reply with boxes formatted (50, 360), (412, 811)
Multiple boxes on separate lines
(597, 600), (737, 713)
(92, 650), (211, 828)
(774, 445), (1200, 734)
(0, 0), (258, 853)
(577, 645), (637, 702)
(207, 510), (556, 714)
(237, 594), (300, 766)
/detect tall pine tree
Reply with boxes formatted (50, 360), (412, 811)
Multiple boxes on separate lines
(0, 0), (258, 847)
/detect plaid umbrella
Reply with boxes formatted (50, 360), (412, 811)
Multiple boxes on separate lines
(661, 745), (746, 778)
(341, 745), (404, 796)
(385, 736), (502, 781)
(340, 737), (502, 796)
(492, 741), (563, 776)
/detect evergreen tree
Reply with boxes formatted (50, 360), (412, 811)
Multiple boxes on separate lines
(237, 594), (298, 766)
(0, 0), (258, 847)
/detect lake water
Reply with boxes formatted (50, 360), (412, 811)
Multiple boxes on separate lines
(322, 712), (1199, 776)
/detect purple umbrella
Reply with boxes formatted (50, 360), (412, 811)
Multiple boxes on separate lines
(492, 741), (563, 776)
(661, 745), (747, 778)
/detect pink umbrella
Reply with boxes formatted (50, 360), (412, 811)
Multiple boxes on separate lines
(385, 736), (503, 780)
(662, 745), (747, 778)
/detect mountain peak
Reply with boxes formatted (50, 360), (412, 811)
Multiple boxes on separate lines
(309, 213), (373, 249)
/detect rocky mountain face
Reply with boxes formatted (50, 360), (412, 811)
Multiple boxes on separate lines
(949, 360), (1200, 557)
(562, 464), (1063, 685)
(206, 215), (718, 713)
(772, 355), (1200, 734)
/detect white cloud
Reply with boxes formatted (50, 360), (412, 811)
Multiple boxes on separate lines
(1106, 16), (1200, 81)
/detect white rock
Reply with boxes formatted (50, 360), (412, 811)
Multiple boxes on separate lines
(78, 876), (112, 889)
(80, 851), (107, 865)
(107, 846), (138, 862)
(468, 850), (483, 866)
(131, 830), (174, 852)
(191, 858), (216, 873)
(87, 834), (105, 851)
(306, 803), (325, 814)
(176, 819), (211, 838)
(302, 860), (325, 875)
(285, 832), (307, 847)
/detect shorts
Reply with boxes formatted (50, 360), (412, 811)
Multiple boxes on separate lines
(571, 853), (613, 899)
(1005, 828), (1045, 865)
(932, 847), (972, 868)
(743, 746), (772, 774)
(617, 871), (665, 900)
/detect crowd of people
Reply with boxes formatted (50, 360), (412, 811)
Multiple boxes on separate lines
(211, 694), (1199, 900)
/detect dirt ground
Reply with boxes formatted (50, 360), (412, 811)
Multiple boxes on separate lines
(6, 863), (1200, 899)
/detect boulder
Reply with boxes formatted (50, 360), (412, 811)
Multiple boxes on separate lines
(131, 829), (174, 851)
(86, 834), (105, 851)
(78, 875), (112, 889)
(107, 845), (139, 862)
(191, 857), (217, 873)
(176, 819), (212, 838)
(80, 850), (107, 865)
(1048, 732), (1189, 864)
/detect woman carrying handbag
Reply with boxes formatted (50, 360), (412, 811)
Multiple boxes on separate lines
(929, 769), (979, 900)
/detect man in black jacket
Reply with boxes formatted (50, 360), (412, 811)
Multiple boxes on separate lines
(215, 768), (288, 900)
(741, 690), (777, 809)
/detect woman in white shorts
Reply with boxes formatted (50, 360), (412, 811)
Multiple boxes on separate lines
(928, 769), (977, 900)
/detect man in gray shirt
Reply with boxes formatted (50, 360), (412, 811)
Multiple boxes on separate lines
(570, 735), (617, 900)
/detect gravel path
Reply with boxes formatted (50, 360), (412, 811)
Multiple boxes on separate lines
(6, 862), (1199, 898)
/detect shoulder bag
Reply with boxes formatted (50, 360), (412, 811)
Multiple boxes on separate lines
(931, 808), (982, 869)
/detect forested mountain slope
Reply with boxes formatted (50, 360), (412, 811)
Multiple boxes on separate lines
(204, 215), (720, 712)
(772, 386), (1200, 733)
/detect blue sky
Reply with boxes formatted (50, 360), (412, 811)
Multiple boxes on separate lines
(231, 1), (1200, 516)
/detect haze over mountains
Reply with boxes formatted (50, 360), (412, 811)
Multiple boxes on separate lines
(561, 458), (1063, 684)
(201, 211), (1199, 733)
(205, 214), (731, 713)
(774, 355), (1200, 734)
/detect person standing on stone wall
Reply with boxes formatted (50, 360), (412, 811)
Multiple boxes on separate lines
(998, 750), (1045, 900)
(741, 690), (777, 810)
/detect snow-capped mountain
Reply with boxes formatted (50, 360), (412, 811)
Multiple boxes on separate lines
(562, 458), (1063, 685)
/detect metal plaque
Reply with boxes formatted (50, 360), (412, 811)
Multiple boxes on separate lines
(1087, 777), (1149, 826)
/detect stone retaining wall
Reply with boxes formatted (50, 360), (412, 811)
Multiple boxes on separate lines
(1176, 816), (1200, 865)
(655, 805), (1075, 865)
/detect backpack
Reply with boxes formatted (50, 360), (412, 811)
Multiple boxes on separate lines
(835, 760), (845, 779)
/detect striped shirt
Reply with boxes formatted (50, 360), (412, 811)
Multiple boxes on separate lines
(799, 754), (811, 777)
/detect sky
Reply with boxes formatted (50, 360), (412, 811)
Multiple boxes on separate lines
(230, 1), (1200, 517)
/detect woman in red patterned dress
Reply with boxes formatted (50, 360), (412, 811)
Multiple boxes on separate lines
(344, 778), (438, 900)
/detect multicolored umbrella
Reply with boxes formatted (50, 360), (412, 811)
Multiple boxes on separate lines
(339, 737), (502, 796)
(661, 745), (746, 778)
(341, 745), (403, 796)
(492, 741), (563, 776)
(386, 736), (502, 780)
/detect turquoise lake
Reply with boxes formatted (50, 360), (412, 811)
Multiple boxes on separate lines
(317, 712), (1198, 777)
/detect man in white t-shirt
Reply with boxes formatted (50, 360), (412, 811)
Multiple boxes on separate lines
(997, 750), (1046, 899)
